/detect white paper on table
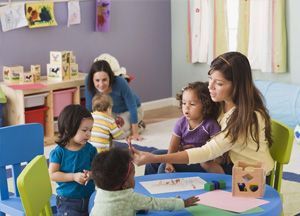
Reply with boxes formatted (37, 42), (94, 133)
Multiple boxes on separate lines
(140, 177), (206, 194)
(196, 190), (269, 213)
(0, 3), (27, 32)
(68, 1), (81, 27)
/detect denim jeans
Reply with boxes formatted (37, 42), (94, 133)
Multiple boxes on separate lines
(56, 196), (89, 216)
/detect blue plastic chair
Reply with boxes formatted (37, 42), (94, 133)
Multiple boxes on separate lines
(0, 124), (44, 216)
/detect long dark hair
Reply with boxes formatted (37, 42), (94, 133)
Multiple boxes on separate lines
(87, 60), (115, 95)
(209, 52), (272, 150)
(56, 104), (93, 147)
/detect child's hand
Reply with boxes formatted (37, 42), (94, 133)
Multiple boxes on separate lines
(183, 196), (200, 207)
(83, 169), (92, 185)
(73, 172), (89, 185)
(165, 163), (175, 173)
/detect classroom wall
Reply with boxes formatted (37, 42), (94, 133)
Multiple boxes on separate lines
(171, 0), (300, 96)
(0, 0), (172, 102)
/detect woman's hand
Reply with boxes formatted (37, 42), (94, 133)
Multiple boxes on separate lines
(131, 124), (143, 141)
(132, 147), (153, 166)
(131, 133), (143, 141)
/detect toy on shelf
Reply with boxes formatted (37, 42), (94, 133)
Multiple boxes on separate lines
(204, 180), (226, 191)
(47, 51), (78, 81)
(3, 65), (42, 84)
(30, 65), (41, 82)
(3, 66), (24, 84)
(232, 161), (265, 198)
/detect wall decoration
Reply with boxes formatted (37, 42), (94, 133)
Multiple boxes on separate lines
(25, 2), (57, 28)
(68, 1), (81, 27)
(0, 3), (28, 32)
(95, 0), (110, 32)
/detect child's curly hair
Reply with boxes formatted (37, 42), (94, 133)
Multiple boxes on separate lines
(176, 81), (220, 120)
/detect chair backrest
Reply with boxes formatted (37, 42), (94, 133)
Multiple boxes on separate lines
(17, 155), (53, 216)
(0, 123), (44, 215)
(269, 119), (294, 192)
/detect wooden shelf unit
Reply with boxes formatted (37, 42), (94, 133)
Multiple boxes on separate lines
(0, 73), (86, 145)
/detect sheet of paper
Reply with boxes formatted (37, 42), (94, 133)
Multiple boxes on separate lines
(196, 190), (269, 213)
(68, 1), (81, 26)
(0, 3), (28, 32)
(140, 176), (206, 194)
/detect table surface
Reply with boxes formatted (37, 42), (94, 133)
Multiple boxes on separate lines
(89, 172), (282, 216)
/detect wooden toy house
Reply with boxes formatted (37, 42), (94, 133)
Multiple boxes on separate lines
(232, 161), (265, 198)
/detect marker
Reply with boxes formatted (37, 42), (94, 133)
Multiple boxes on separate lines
(128, 139), (133, 153)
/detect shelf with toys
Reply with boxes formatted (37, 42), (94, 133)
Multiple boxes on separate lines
(0, 51), (86, 145)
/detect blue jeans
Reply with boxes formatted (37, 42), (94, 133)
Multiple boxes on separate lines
(144, 149), (234, 175)
(56, 196), (89, 216)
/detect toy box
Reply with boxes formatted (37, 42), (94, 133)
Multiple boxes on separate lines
(3, 66), (24, 84)
(22, 72), (35, 84)
(30, 65), (41, 82)
(47, 63), (70, 81)
(70, 63), (78, 79)
(232, 161), (265, 198)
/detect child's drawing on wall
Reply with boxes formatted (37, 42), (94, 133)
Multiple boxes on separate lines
(95, 0), (110, 32)
(0, 3), (28, 32)
(25, 2), (57, 28)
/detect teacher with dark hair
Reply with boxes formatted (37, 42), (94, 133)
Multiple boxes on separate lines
(85, 60), (145, 141)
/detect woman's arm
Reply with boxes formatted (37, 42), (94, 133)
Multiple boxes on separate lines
(84, 77), (94, 112)
(132, 148), (189, 166)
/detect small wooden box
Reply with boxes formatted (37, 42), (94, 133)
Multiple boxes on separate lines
(47, 63), (70, 81)
(30, 65), (41, 82)
(3, 66), (24, 84)
(50, 51), (68, 64)
(22, 72), (35, 84)
(232, 161), (265, 198)
(70, 63), (78, 79)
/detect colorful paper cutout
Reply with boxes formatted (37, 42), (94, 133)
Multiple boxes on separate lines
(68, 1), (81, 27)
(25, 2), (57, 28)
(196, 190), (269, 213)
(95, 0), (110, 32)
(0, 3), (28, 32)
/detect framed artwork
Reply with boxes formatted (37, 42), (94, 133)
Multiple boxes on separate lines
(95, 0), (110, 32)
(25, 2), (57, 28)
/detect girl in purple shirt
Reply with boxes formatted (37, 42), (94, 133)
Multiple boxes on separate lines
(145, 82), (224, 174)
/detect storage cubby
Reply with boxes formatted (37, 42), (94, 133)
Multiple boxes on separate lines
(0, 73), (86, 145)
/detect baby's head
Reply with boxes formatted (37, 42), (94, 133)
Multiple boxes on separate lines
(92, 148), (135, 191)
(177, 81), (219, 120)
(92, 93), (113, 114)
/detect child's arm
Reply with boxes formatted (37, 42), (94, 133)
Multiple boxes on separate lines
(165, 135), (181, 172)
(131, 192), (198, 211)
(49, 162), (88, 185)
